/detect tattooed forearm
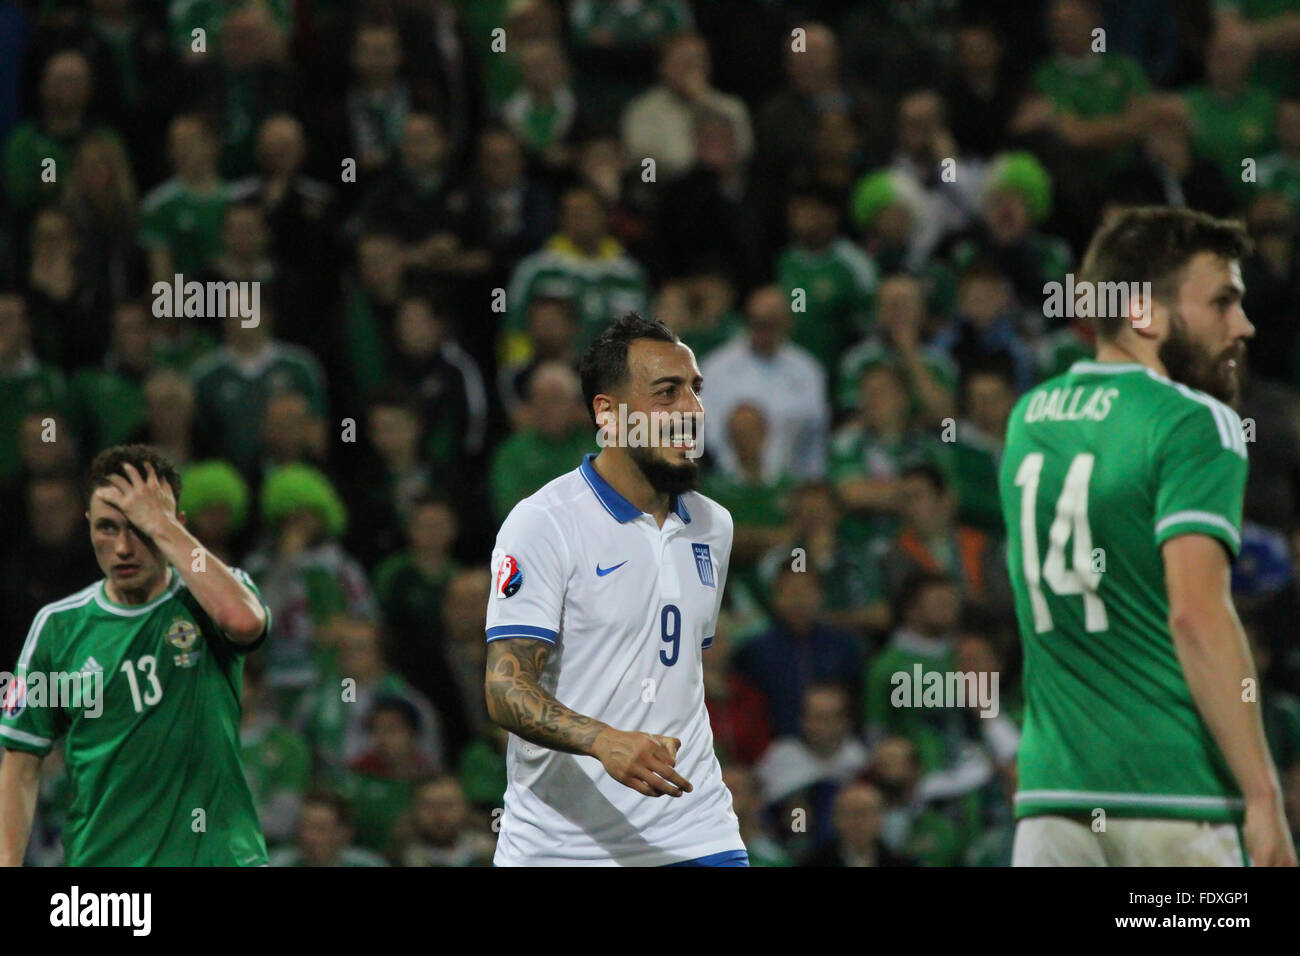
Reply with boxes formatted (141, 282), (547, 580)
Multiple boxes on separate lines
(485, 638), (608, 756)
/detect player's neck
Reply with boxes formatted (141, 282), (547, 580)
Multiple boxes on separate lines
(593, 451), (672, 527)
(1094, 338), (1167, 377)
(104, 566), (173, 606)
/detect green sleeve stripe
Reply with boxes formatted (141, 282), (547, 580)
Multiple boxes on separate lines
(17, 587), (95, 671)
(1154, 511), (1241, 551)
(0, 724), (52, 750)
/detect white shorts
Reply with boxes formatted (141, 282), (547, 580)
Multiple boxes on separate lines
(1012, 815), (1246, 866)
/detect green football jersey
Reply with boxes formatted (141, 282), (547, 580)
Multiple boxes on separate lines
(999, 360), (1249, 823)
(0, 566), (271, 865)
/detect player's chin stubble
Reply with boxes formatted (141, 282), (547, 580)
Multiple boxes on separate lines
(1159, 316), (1243, 405)
(629, 444), (699, 496)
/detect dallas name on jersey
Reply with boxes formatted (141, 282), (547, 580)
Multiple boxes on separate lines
(485, 454), (745, 866)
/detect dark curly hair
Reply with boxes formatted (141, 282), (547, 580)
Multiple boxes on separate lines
(84, 444), (182, 513)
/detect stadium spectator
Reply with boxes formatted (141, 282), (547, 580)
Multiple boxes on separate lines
(177, 458), (250, 565)
(1113, 95), (1238, 217)
(755, 683), (870, 848)
(357, 112), (490, 280)
(945, 18), (1020, 160)
(499, 37), (584, 178)
(243, 463), (375, 712)
(797, 780), (916, 867)
(931, 263), (1036, 394)
(701, 622), (772, 767)
(504, 184), (649, 361)
(62, 131), (145, 332)
(497, 294), (579, 428)
(133, 366), (197, 468)
(0, 474), (100, 669)
(473, 125), (556, 275)
(756, 481), (890, 637)
(268, 792), (388, 867)
(620, 31), (752, 182)
(490, 360), (592, 521)
(700, 403), (791, 567)
(139, 112), (232, 283)
(4, 49), (104, 214)
(1259, 97), (1300, 207)
(1183, 26), (1276, 206)
(837, 272), (957, 422)
(721, 764), (792, 867)
(775, 182), (878, 380)
(877, 464), (1011, 617)
(397, 775), (494, 867)
(346, 22), (411, 176)
(372, 493), (461, 711)
(240, 654), (311, 846)
(295, 616), (442, 784)
(191, 302), (328, 478)
(699, 285), (830, 481)
(342, 696), (438, 855)
(0, 293), (71, 483)
(830, 360), (940, 552)
(866, 735), (964, 866)
(735, 565), (861, 739)
(68, 299), (153, 451)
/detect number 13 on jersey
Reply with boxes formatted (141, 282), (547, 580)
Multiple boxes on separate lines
(1014, 452), (1109, 634)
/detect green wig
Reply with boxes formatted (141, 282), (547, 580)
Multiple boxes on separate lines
(984, 151), (1053, 222)
(179, 460), (250, 532)
(260, 463), (348, 537)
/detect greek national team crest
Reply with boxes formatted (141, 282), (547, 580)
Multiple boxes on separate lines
(166, 618), (203, 668)
(692, 543), (715, 588)
(497, 554), (524, 599)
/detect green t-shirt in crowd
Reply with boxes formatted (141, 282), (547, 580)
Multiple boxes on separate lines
(776, 238), (879, 381)
(139, 177), (234, 278)
(1032, 52), (1151, 182)
(490, 426), (595, 521)
(0, 357), (71, 482)
(1183, 84), (1277, 198)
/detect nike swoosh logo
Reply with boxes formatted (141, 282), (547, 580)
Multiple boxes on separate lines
(596, 561), (629, 577)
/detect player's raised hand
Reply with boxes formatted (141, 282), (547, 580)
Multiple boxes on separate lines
(1244, 796), (1298, 866)
(92, 462), (177, 540)
(592, 728), (692, 798)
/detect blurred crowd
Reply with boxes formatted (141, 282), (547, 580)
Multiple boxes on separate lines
(3, 0), (1300, 866)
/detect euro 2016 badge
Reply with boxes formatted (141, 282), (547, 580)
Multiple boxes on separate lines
(496, 554), (523, 599)
(692, 543), (715, 588)
(166, 618), (203, 668)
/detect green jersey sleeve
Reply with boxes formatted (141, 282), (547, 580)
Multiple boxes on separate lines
(221, 567), (272, 655)
(1153, 397), (1248, 558)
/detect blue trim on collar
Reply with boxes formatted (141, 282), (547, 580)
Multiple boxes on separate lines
(579, 453), (692, 524)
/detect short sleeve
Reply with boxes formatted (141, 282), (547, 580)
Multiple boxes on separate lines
(1154, 400), (1248, 558)
(222, 567), (272, 655)
(485, 504), (569, 646)
(703, 512), (733, 650)
(0, 615), (62, 756)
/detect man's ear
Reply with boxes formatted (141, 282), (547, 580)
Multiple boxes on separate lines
(1129, 287), (1161, 339)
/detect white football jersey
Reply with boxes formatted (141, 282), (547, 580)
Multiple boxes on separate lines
(485, 454), (745, 866)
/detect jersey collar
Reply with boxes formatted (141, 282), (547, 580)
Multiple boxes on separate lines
(579, 453), (691, 524)
(95, 566), (182, 616)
